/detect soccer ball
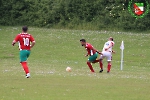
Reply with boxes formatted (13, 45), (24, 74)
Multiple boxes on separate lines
(66, 67), (71, 72)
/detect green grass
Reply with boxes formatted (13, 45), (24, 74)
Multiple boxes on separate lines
(0, 26), (150, 100)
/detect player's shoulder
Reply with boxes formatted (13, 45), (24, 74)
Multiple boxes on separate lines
(111, 41), (115, 44)
(86, 43), (93, 47)
(26, 33), (31, 35)
(23, 33), (32, 37)
(108, 40), (114, 43)
(86, 43), (91, 46)
(110, 41), (115, 45)
(27, 33), (34, 37)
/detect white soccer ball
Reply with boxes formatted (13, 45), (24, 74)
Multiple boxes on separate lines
(66, 67), (71, 72)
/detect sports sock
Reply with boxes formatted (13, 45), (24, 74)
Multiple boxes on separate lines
(87, 62), (95, 72)
(107, 63), (111, 72)
(99, 61), (103, 69)
(21, 62), (29, 74)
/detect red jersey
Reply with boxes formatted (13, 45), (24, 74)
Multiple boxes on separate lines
(85, 43), (96, 56)
(14, 33), (35, 50)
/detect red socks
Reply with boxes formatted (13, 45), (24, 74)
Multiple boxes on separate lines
(87, 61), (112, 73)
(87, 62), (95, 72)
(21, 62), (29, 74)
(107, 63), (111, 72)
(99, 61), (103, 70)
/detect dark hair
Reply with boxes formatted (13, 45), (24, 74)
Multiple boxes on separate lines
(80, 39), (86, 42)
(22, 26), (28, 32)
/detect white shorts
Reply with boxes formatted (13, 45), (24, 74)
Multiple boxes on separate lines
(100, 51), (112, 61)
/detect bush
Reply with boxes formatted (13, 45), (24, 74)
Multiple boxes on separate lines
(0, 0), (150, 31)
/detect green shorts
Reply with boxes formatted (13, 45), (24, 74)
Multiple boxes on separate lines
(20, 50), (30, 62)
(88, 52), (98, 62)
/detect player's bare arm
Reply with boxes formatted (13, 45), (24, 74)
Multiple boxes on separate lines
(92, 47), (102, 54)
(85, 54), (88, 57)
(112, 50), (116, 54)
(30, 41), (36, 48)
(12, 40), (17, 46)
(85, 51), (88, 57)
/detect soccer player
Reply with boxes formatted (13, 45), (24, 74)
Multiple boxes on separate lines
(12, 26), (35, 78)
(80, 39), (101, 72)
(99, 37), (115, 73)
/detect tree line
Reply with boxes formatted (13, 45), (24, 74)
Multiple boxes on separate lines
(0, 0), (150, 31)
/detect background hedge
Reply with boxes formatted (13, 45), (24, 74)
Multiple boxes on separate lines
(0, 0), (150, 31)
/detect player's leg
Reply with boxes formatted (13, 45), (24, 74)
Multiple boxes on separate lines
(26, 50), (30, 59)
(26, 50), (31, 77)
(87, 53), (98, 72)
(20, 50), (30, 78)
(87, 61), (95, 72)
(91, 59), (99, 64)
(107, 61), (111, 73)
(91, 52), (99, 64)
(106, 53), (112, 73)
(99, 53), (105, 73)
(99, 59), (103, 73)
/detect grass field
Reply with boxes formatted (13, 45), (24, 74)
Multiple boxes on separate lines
(0, 26), (150, 100)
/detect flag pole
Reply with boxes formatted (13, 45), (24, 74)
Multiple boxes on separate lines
(120, 41), (124, 70)
(120, 48), (123, 70)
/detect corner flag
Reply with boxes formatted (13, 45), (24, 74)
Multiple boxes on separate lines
(120, 41), (124, 50)
(120, 41), (124, 70)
